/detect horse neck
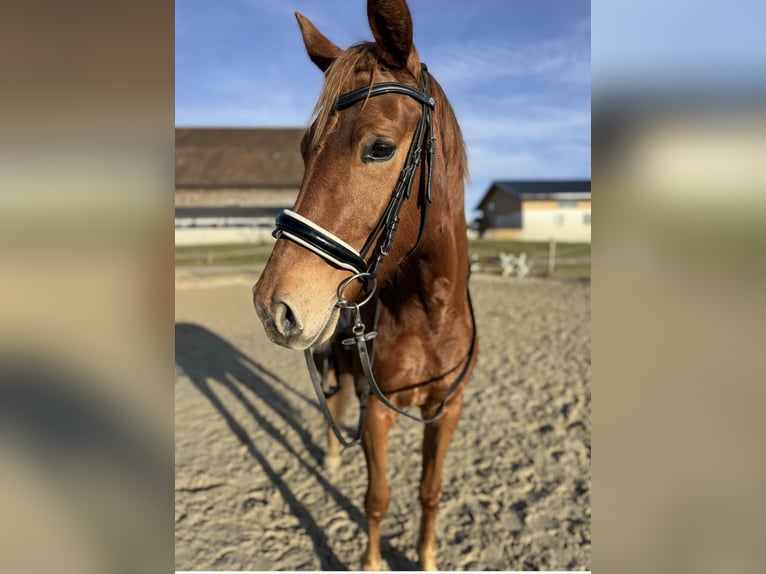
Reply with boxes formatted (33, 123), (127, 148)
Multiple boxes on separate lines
(422, 173), (468, 280)
(390, 162), (469, 317)
(382, 80), (469, 314)
(418, 82), (469, 300)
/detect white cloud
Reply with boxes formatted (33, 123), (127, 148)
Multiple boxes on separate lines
(429, 22), (590, 88)
(461, 106), (591, 143)
(175, 103), (310, 127)
(464, 139), (591, 210)
(176, 61), (322, 127)
(459, 98), (592, 208)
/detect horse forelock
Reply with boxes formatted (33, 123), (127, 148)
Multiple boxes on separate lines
(309, 42), (379, 150)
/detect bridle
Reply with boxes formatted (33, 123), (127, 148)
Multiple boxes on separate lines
(273, 63), (436, 281)
(271, 63), (476, 447)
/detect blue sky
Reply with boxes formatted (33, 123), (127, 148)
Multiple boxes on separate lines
(176, 0), (591, 212)
(592, 0), (766, 88)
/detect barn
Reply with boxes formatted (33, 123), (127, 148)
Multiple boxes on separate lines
(475, 180), (591, 242)
(175, 128), (304, 245)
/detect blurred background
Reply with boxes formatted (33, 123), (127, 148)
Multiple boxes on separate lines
(0, 0), (764, 572)
(0, 1), (173, 572)
(592, 1), (766, 573)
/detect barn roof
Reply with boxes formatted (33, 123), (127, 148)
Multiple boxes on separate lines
(175, 128), (305, 188)
(477, 179), (591, 208)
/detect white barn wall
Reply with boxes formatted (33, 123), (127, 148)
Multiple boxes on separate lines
(175, 227), (276, 246)
(519, 206), (591, 242)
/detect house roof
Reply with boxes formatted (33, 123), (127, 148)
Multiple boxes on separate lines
(175, 128), (305, 188)
(477, 179), (591, 207)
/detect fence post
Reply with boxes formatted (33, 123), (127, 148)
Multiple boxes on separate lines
(548, 238), (556, 276)
(207, 250), (214, 265)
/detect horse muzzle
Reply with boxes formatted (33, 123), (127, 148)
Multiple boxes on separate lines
(253, 278), (340, 350)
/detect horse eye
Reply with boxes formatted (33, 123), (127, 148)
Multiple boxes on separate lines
(364, 140), (397, 162)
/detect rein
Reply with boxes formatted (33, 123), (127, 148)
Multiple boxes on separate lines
(272, 63), (476, 447)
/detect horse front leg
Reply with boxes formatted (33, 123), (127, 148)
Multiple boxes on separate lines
(361, 400), (397, 571)
(418, 393), (465, 571)
(324, 345), (355, 471)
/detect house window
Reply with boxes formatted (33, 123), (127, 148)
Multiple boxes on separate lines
(558, 199), (578, 208)
(583, 213), (591, 225)
(486, 201), (495, 211)
(553, 214), (565, 226)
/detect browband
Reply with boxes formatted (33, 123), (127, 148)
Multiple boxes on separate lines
(336, 82), (436, 111)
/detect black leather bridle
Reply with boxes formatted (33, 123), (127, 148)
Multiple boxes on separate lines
(272, 63), (436, 281)
(271, 63), (476, 447)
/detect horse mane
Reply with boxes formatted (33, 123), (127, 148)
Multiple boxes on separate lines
(310, 42), (467, 183)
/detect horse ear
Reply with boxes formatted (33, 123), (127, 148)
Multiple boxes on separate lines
(295, 12), (342, 72)
(367, 0), (420, 74)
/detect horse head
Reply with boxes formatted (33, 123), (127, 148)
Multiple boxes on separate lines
(254, 0), (433, 350)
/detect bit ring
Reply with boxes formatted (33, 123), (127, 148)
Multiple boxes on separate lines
(336, 272), (377, 310)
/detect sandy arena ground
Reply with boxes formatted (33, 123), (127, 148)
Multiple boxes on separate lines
(175, 271), (591, 571)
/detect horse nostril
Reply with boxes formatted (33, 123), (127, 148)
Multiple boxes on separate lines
(273, 295), (303, 338)
(282, 303), (297, 333)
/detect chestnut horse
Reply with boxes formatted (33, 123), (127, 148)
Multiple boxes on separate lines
(253, 0), (478, 569)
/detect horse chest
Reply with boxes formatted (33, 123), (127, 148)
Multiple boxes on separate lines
(371, 326), (454, 402)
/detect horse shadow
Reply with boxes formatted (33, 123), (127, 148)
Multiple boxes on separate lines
(175, 322), (420, 571)
(0, 353), (170, 572)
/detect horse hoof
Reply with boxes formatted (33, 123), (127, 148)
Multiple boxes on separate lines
(419, 553), (437, 571)
(324, 453), (341, 472)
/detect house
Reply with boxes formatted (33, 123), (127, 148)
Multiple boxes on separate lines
(475, 180), (591, 242)
(175, 127), (305, 244)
